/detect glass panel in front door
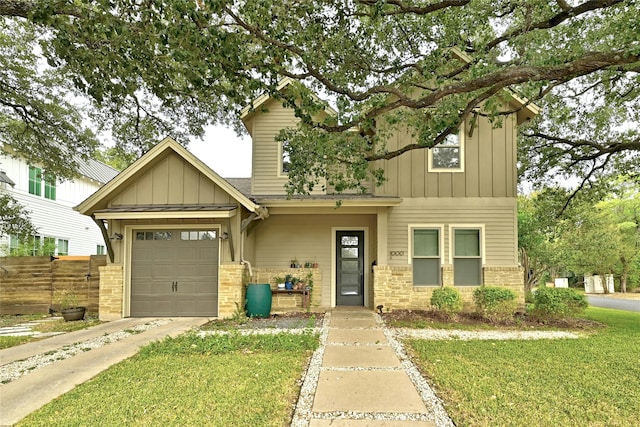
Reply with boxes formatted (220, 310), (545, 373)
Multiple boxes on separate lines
(336, 231), (364, 306)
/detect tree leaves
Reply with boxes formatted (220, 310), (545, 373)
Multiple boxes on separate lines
(0, 0), (637, 194)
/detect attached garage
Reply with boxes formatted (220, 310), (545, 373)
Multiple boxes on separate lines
(131, 229), (219, 316)
(75, 138), (263, 321)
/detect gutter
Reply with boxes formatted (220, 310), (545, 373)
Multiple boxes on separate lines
(239, 206), (269, 277)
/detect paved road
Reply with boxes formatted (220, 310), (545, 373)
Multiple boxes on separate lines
(587, 295), (640, 312)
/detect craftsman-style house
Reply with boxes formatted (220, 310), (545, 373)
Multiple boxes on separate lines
(76, 80), (537, 320)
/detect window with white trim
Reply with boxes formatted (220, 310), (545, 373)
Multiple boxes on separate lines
(429, 130), (464, 172)
(96, 245), (105, 255)
(28, 166), (56, 200)
(411, 228), (441, 285)
(280, 141), (290, 176)
(57, 239), (69, 256)
(453, 228), (482, 285)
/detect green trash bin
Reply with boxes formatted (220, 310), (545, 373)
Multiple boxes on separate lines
(246, 283), (272, 318)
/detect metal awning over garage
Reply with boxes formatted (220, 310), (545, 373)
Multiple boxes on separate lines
(93, 204), (238, 220)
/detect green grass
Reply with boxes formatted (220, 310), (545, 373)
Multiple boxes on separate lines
(17, 331), (319, 426)
(0, 315), (101, 349)
(407, 307), (640, 427)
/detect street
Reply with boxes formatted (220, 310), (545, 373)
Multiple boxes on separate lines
(587, 295), (640, 313)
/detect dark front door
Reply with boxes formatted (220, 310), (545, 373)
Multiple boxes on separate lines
(336, 230), (364, 306)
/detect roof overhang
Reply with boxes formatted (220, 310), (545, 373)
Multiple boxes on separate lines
(93, 204), (238, 220)
(255, 196), (402, 208)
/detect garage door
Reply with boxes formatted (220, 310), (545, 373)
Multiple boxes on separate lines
(131, 230), (218, 316)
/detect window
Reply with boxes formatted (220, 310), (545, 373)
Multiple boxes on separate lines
(96, 245), (105, 255)
(28, 166), (56, 199)
(57, 239), (69, 256)
(31, 235), (41, 256)
(280, 141), (290, 176)
(180, 230), (217, 240)
(429, 130), (464, 172)
(44, 173), (56, 200)
(9, 235), (19, 255)
(411, 227), (441, 285)
(29, 166), (41, 196)
(453, 228), (482, 285)
(43, 237), (56, 256)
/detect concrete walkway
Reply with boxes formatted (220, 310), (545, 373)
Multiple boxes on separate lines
(297, 308), (452, 427)
(0, 317), (209, 426)
(1, 310), (453, 426)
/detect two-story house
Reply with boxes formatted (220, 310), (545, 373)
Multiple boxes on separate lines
(76, 79), (537, 320)
(0, 152), (118, 256)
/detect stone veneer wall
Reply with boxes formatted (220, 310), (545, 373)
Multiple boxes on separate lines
(253, 268), (322, 312)
(483, 266), (525, 305)
(218, 264), (246, 318)
(373, 265), (524, 312)
(98, 264), (124, 321)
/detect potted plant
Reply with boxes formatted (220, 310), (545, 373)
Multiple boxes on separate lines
(57, 289), (86, 321)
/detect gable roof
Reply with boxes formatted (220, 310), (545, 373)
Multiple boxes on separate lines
(75, 137), (260, 215)
(240, 77), (338, 121)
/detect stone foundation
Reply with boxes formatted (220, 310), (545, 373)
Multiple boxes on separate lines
(98, 264), (124, 321)
(373, 264), (525, 312)
(218, 264), (246, 318)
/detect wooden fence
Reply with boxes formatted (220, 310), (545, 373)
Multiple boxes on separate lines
(0, 255), (106, 315)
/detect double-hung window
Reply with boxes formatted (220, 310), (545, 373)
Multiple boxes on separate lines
(279, 141), (291, 176)
(453, 228), (482, 285)
(429, 129), (464, 172)
(411, 227), (441, 286)
(44, 174), (56, 200)
(29, 166), (42, 196)
(28, 166), (56, 200)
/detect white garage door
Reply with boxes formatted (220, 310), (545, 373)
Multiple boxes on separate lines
(131, 230), (218, 316)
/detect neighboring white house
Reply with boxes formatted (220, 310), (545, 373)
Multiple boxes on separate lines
(0, 152), (118, 256)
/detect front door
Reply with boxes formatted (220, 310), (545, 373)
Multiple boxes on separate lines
(336, 230), (364, 306)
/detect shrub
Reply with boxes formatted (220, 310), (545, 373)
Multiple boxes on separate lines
(531, 287), (588, 319)
(430, 287), (462, 315)
(473, 286), (517, 321)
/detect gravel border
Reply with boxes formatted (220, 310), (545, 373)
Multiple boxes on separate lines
(395, 327), (581, 341)
(290, 311), (331, 427)
(0, 319), (169, 385)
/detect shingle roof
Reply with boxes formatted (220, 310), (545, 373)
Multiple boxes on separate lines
(225, 178), (252, 198)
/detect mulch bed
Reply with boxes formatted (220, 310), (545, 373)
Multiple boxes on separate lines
(381, 309), (604, 331)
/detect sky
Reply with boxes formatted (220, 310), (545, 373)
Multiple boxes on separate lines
(188, 125), (252, 178)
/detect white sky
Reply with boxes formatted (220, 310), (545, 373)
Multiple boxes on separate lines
(188, 125), (252, 178)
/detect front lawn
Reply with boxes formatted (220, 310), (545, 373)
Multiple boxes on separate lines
(17, 331), (318, 426)
(406, 307), (640, 426)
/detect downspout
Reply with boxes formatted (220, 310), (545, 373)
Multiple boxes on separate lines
(240, 206), (269, 278)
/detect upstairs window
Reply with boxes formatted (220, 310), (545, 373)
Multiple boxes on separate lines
(28, 166), (56, 200)
(429, 130), (464, 172)
(29, 166), (41, 196)
(44, 174), (56, 200)
(280, 141), (290, 176)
